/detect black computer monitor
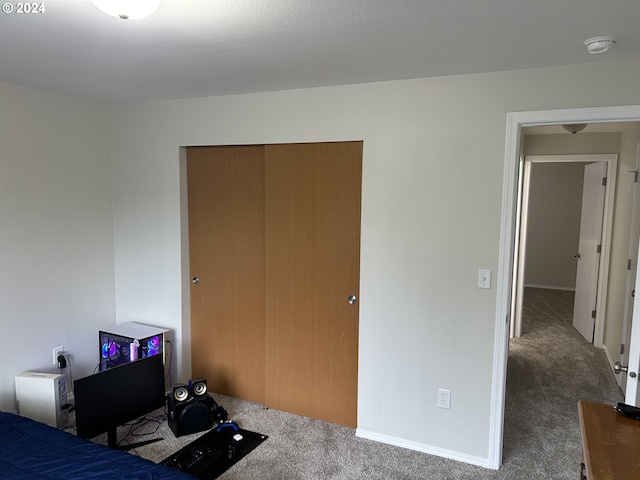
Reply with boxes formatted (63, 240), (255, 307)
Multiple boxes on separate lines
(74, 354), (166, 449)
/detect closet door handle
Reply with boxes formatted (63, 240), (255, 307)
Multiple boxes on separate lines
(192, 276), (200, 285)
(348, 295), (357, 305)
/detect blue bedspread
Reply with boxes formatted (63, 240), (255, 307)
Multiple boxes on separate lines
(0, 411), (194, 479)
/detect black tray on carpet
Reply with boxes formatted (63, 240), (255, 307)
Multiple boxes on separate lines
(161, 426), (267, 479)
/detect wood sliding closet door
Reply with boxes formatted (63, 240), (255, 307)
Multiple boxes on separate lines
(187, 141), (362, 428)
(264, 142), (362, 427)
(188, 145), (266, 403)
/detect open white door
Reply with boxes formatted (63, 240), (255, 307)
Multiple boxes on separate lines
(510, 158), (529, 338)
(617, 145), (640, 401)
(573, 162), (607, 343)
(623, 239), (640, 405)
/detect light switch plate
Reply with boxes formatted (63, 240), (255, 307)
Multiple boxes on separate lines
(478, 269), (491, 289)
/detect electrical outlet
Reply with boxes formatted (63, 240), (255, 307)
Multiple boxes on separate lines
(437, 388), (451, 409)
(52, 345), (64, 366)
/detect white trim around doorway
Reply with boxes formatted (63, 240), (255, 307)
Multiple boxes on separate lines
(513, 154), (618, 343)
(489, 105), (640, 470)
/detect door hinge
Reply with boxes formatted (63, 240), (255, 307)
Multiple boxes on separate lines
(621, 344), (625, 355)
(591, 310), (596, 319)
(602, 177), (607, 186)
(633, 170), (639, 183)
(629, 259), (633, 271)
(597, 244), (602, 253)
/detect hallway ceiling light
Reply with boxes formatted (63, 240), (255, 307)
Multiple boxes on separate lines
(584, 36), (617, 54)
(91, 0), (162, 20)
(562, 124), (588, 134)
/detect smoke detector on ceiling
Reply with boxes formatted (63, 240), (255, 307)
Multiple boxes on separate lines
(584, 36), (617, 55)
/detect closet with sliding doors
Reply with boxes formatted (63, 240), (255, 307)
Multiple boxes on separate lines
(187, 141), (362, 427)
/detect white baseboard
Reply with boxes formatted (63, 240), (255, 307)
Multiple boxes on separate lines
(524, 284), (575, 292)
(355, 428), (493, 470)
(603, 343), (615, 367)
(603, 344), (624, 389)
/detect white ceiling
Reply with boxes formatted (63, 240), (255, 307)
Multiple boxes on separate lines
(0, 0), (638, 103)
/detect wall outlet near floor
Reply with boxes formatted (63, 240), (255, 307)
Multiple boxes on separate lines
(437, 388), (451, 409)
(52, 345), (64, 366)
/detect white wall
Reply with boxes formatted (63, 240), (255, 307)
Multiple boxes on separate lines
(109, 58), (640, 465)
(524, 161), (586, 289)
(525, 132), (623, 156)
(522, 132), (623, 289)
(0, 81), (114, 412)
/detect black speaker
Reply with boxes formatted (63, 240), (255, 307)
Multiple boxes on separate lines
(167, 379), (228, 437)
(171, 384), (190, 402)
(190, 378), (208, 399)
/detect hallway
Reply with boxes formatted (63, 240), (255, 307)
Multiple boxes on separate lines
(502, 287), (623, 478)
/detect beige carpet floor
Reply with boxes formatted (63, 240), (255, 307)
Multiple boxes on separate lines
(73, 287), (624, 479)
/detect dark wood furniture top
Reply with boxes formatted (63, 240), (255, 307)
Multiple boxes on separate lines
(578, 399), (640, 479)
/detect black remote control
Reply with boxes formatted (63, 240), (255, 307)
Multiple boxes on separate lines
(615, 402), (640, 420)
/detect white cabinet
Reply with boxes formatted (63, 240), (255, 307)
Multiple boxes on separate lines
(15, 372), (68, 428)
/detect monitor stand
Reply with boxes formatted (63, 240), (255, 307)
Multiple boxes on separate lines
(107, 426), (163, 451)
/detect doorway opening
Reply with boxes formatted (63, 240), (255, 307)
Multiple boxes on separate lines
(511, 154), (617, 345)
(488, 105), (640, 470)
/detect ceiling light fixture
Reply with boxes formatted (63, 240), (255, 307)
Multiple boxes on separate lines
(584, 36), (617, 55)
(91, 0), (161, 20)
(562, 124), (588, 134)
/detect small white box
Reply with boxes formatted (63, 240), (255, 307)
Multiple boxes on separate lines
(15, 372), (68, 428)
